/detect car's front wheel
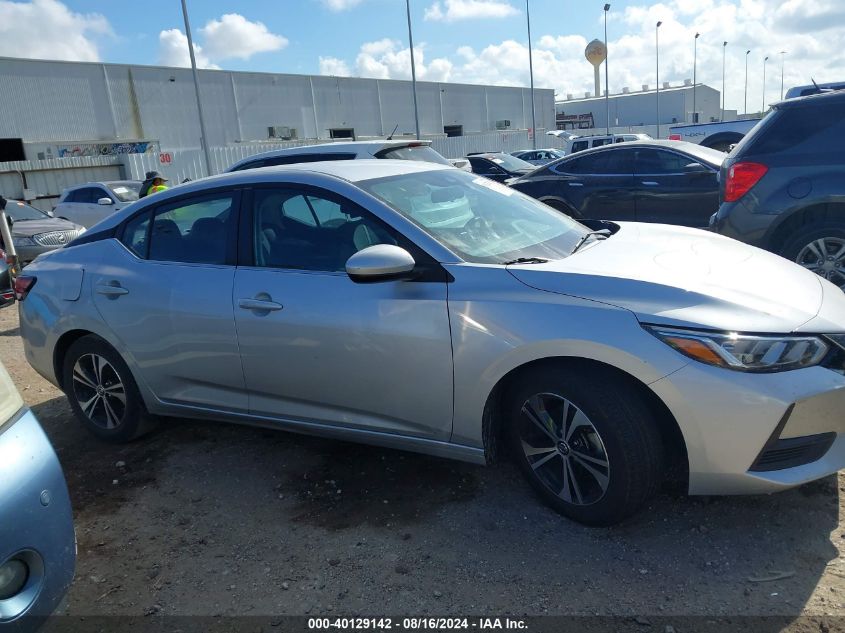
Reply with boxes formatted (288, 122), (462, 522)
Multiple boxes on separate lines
(506, 365), (664, 526)
(62, 335), (154, 442)
(780, 220), (845, 291)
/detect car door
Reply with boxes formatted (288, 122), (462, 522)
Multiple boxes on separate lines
(91, 189), (247, 412)
(63, 187), (111, 228)
(548, 149), (636, 221)
(232, 185), (454, 440)
(633, 148), (719, 227)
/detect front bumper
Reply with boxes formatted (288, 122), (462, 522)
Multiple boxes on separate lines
(15, 245), (58, 266)
(0, 408), (75, 629)
(650, 360), (845, 495)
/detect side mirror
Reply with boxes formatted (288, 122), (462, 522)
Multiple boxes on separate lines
(46, 209), (55, 217)
(683, 162), (710, 175)
(97, 197), (114, 206)
(346, 245), (416, 283)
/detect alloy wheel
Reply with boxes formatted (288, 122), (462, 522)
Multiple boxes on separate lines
(518, 393), (610, 506)
(71, 353), (127, 430)
(795, 237), (845, 290)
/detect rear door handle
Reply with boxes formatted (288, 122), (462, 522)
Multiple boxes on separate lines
(641, 181), (659, 186)
(95, 282), (129, 297)
(238, 298), (283, 312)
(568, 182), (584, 187)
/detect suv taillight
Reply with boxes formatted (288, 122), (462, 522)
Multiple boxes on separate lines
(724, 162), (768, 202)
(668, 134), (681, 141)
(13, 276), (36, 301)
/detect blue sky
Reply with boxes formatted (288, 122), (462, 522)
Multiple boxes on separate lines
(0, 0), (842, 112)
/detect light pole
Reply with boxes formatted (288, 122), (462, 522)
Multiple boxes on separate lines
(604, 4), (610, 136)
(405, 0), (421, 139)
(526, 0), (537, 149)
(721, 40), (727, 121)
(780, 50), (786, 99)
(655, 21), (662, 138)
(744, 49), (750, 115)
(762, 55), (768, 112)
(692, 32), (699, 123)
(180, 0), (212, 176)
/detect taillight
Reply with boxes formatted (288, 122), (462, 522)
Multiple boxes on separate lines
(668, 134), (681, 141)
(13, 275), (36, 301)
(0, 290), (13, 302)
(724, 161), (768, 202)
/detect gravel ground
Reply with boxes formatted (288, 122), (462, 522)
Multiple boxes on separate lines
(4, 306), (845, 623)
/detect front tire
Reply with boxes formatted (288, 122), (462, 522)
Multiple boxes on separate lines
(505, 365), (664, 526)
(780, 220), (845, 291)
(62, 335), (155, 442)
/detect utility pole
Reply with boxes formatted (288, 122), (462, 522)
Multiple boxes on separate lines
(526, 0), (537, 149)
(692, 32), (699, 122)
(762, 55), (768, 112)
(180, 0), (213, 176)
(721, 41), (727, 121)
(780, 50), (786, 99)
(406, 0), (421, 139)
(655, 21), (662, 138)
(604, 4), (610, 136)
(744, 49), (750, 115)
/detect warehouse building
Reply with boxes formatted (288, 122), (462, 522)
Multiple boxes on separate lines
(556, 81), (729, 131)
(0, 56), (555, 162)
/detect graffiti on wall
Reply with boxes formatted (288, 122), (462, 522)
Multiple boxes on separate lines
(57, 141), (159, 158)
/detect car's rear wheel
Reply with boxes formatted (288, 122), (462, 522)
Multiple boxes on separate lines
(62, 335), (154, 442)
(505, 366), (663, 526)
(780, 221), (845, 291)
(541, 198), (580, 218)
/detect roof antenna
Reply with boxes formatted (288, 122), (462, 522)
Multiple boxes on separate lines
(386, 124), (399, 140)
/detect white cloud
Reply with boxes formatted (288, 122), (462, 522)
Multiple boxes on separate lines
(0, 0), (111, 62)
(321, 0), (365, 10)
(424, 0), (518, 22)
(350, 38), (453, 82)
(157, 28), (219, 70)
(319, 56), (352, 76)
(199, 14), (288, 61)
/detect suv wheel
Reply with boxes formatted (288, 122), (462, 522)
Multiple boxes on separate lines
(781, 221), (845, 291)
(505, 366), (663, 526)
(62, 335), (155, 442)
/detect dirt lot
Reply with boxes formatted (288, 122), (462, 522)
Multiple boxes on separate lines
(4, 306), (845, 623)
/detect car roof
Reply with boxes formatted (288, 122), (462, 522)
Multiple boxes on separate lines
(226, 139), (433, 170)
(64, 180), (140, 191)
(552, 139), (725, 166)
(775, 88), (845, 109)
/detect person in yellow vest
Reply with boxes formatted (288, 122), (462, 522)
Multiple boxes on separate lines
(148, 172), (169, 195)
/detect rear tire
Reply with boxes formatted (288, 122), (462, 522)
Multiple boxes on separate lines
(62, 335), (155, 442)
(505, 365), (664, 526)
(780, 220), (845, 291)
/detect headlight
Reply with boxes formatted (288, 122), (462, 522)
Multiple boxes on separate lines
(11, 236), (36, 246)
(645, 326), (829, 372)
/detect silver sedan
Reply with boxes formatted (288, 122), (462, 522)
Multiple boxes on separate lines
(17, 160), (845, 525)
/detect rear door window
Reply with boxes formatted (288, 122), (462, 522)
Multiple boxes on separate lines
(556, 149), (635, 175)
(635, 149), (691, 174)
(570, 141), (589, 153)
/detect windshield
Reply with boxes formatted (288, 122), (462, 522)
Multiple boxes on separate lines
(108, 182), (142, 202)
(4, 200), (47, 221)
(359, 168), (589, 264)
(485, 153), (534, 172)
(379, 145), (452, 166)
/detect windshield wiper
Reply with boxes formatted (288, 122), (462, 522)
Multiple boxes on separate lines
(502, 257), (549, 265)
(570, 229), (612, 254)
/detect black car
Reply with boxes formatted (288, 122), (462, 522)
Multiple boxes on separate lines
(711, 90), (845, 291)
(466, 153), (535, 182)
(509, 141), (726, 228)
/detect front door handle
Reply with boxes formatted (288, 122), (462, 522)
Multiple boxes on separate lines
(568, 182), (584, 187)
(641, 181), (659, 186)
(95, 282), (129, 297)
(238, 298), (283, 312)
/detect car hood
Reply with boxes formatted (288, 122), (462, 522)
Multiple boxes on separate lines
(11, 217), (83, 237)
(507, 222), (845, 333)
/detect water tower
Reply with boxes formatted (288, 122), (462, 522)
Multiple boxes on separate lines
(585, 39), (607, 98)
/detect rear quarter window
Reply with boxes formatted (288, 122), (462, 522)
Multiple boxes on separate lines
(742, 102), (845, 157)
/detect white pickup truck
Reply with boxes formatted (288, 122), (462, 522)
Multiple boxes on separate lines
(668, 118), (761, 151)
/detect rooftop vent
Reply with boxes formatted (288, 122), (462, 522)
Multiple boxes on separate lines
(663, 82), (670, 89)
(622, 87), (630, 94)
(684, 78), (692, 86)
(585, 91), (591, 98)
(642, 84), (649, 91)
(566, 93), (573, 100)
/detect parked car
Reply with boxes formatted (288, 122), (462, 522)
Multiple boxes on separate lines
(18, 160), (845, 526)
(1, 200), (85, 265)
(784, 81), (845, 99)
(466, 152), (535, 182)
(0, 262), (12, 309)
(509, 140), (725, 228)
(668, 119), (761, 152)
(568, 133), (651, 154)
(711, 90), (845, 291)
(226, 140), (453, 173)
(0, 356), (75, 626)
(511, 148), (567, 165)
(54, 181), (142, 229)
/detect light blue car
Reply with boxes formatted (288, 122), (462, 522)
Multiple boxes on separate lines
(0, 358), (75, 628)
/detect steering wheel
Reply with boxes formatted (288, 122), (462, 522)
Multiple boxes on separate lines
(464, 216), (503, 244)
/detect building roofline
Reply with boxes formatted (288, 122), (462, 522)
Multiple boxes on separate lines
(556, 83), (716, 105)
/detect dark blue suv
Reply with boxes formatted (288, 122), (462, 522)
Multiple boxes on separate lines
(711, 90), (845, 291)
